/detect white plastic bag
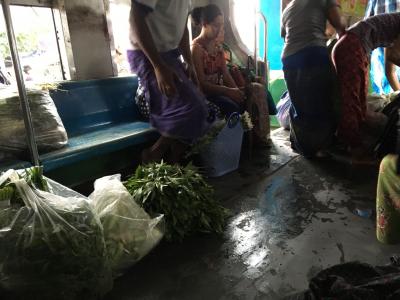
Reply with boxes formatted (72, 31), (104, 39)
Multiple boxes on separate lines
(0, 88), (68, 160)
(0, 168), (112, 300)
(276, 91), (291, 130)
(89, 175), (164, 274)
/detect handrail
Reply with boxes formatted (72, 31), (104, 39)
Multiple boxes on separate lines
(254, 10), (269, 83)
(253, 5), (258, 76)
(258, 12), (268, 67)
(258, 11), (269, 87)
(1, 0), (40, 166)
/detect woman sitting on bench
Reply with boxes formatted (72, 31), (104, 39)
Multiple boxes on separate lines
(191, 4), (270, 145)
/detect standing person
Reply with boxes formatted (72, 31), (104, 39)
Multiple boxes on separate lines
(128, 0), (209, 164)
(281, 0), (345, 157)
(332, 13), (400, 157)
(191, 4), (270, 144)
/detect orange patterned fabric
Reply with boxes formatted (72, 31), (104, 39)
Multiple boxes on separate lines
(332, 32), (370, 147)
(192, 40), (225, 85)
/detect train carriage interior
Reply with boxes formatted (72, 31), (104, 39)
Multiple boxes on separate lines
(0, 0), (400, 299)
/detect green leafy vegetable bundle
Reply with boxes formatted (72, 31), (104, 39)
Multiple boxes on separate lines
(0, 167), (112, 299)
(124, 162), (230, 241)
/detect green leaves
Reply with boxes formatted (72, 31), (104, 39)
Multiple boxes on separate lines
(124, 162), (230, 242)
(0, 168), (110, 299)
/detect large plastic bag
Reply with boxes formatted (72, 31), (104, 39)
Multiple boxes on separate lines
(0, 87), (68, 160)
(89, 175), (164, 274)
(0, 168), (112, 300)
(367, 91), (400, 112)
(276, 91), (291, 130)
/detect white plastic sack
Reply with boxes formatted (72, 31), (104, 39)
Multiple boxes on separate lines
(367, 91), (400, 112)
(89, 175), (164, 274)
(0, 88), (68, 160)
(0, 168), (112, 300)
(276, 91), (291, 130)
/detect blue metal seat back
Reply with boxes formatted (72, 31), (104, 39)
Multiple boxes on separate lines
(50, 76), (141, 136)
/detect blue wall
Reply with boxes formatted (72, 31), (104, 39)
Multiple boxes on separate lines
(259, 1), (283, 70)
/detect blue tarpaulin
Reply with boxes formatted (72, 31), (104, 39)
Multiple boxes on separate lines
(366, 0), (400, 94)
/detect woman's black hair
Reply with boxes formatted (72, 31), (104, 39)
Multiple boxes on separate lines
(191, 4), (222, 26)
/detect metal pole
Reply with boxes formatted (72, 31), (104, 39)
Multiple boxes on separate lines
(258, 12), (269, 84)
(1, 0), (40, 166)
(52, 8), (66, 80)
(254, 3), (258, 77)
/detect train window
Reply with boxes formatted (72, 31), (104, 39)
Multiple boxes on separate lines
(230, 0), (258, 54)
(0, 5), (69, 84)
(109, 0), (131, 76)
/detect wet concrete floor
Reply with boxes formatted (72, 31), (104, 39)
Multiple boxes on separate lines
(106, 129), (399, 300)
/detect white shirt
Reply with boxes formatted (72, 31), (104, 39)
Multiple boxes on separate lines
(130, 0), (192, 52)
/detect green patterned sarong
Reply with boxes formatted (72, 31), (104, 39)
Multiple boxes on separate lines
(377, 154), (400, 244)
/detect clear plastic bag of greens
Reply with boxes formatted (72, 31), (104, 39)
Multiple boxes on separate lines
(0, 88), (68, 160)
(89, 175), (164, 275)
(0, 168), (112, 300)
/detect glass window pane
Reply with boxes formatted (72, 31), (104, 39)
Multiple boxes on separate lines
(0, 5), (67, 84)
(231, 0), (257, 54)
(109, 0), (131, 76)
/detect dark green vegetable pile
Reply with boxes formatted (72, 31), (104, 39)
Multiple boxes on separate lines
(124, 162), (230, 241)
(0, 167), (110, 299)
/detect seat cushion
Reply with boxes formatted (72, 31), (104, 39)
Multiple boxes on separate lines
(40, 122), (158, 171)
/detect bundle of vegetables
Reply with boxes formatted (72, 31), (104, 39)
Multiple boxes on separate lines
(186, 112), (251, 158)
(124, 162), (230, 241)
(0, 167), (112, 299)
(90, 175), (164, 274)
(0, 87), (68, 160)
(186, 119), (227, 158)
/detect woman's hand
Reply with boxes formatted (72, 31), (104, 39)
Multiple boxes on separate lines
(154, 63), (181, 97)
(227, 87), (245, 104)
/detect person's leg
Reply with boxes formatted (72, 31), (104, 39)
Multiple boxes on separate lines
(332, 34), (367, 150)
(168, 139), (188, 165)
(284, 65), (335, 157)
(142, 136), (173, 164)
(246, 82), (270, 144)
(377, 154), (400, 244)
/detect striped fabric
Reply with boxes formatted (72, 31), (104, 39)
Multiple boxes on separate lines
(366, 0), (400, 94)
(366, 0), (400, 16)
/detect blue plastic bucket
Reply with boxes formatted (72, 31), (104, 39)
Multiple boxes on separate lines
(200, 113), (244, 177)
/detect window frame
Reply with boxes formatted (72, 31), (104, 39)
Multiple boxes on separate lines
(6, 0), (75, 80)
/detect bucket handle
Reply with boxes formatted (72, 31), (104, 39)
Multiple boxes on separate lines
(227, 112), (240, 129)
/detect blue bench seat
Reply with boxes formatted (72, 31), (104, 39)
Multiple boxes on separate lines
(41, 122), (157, 172)
(0, 76), (158, 185)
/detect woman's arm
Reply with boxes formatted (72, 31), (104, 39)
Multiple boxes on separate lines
(179, 23), (199, 85)
(327, 5), (345, 37)
(385, 47), (400, 91)
(179, 22), (192, 65)
(191, 44), (244, 102)
(222, 58), (238, 88)
(129, 1), (179, 96)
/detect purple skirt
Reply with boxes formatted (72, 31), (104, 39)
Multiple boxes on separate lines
(127, 49), (209, 141)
